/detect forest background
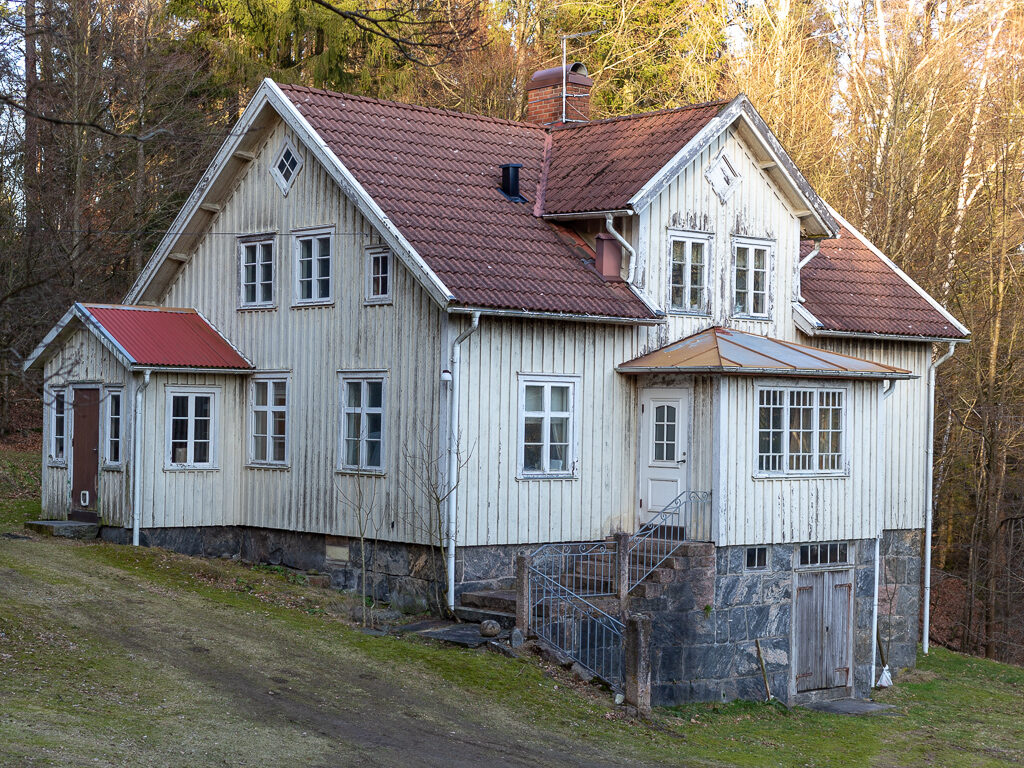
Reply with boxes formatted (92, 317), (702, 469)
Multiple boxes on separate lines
(0, 0), (1021, 664)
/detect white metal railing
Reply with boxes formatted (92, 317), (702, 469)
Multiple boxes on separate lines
(628, 489), (712, 592)
(529, 539), (617, 598)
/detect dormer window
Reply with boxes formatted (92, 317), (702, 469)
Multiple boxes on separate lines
(270, 137), (303, 195)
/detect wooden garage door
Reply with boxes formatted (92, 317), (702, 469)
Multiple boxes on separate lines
(794, 569), (853, 692)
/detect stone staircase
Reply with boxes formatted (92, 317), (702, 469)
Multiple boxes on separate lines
(455, 588), (517, 628)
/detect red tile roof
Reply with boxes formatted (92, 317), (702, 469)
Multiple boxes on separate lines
(541, 102), (729, 215)
(82, 305), (252, 369)
(801, 227), (966, 340)
(278, 84), (655, 319)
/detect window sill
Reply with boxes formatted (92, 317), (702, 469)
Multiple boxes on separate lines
(517, 473), (578, 482)
(364, 297), (392, 306)
(246, 462), (290, 471)
(101, 464), (124, 472)
(47, 459), (67, 468)
(731, 314), (771, 322)
(665, 308), (711, 318)
(752, 471), (848, 480)
(237, 305), (277, 312)
(164, 465), (220, 472)
(291, 300), (334, 309)
(336, 468), (385, 477)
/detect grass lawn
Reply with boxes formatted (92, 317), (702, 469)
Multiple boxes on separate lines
(2, 448), (1023, 766)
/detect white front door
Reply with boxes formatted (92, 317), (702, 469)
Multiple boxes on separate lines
(638, 388), (690, 525)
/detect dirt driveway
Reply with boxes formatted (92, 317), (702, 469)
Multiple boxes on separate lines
(0, 536), (678, 768)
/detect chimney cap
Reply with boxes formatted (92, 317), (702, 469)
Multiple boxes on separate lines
(526, 63), (593, 91)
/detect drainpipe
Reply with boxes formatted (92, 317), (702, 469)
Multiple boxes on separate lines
(795, 239), (823, 303)
(445, 312), (480, 611)
(923, 341), (957, 653)
(132, 369), (152, 547)
(604, 213), (637, 284)
(871, 380), (897, 686)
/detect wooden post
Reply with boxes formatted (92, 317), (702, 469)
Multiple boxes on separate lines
(515, 554), (530, 633)
(614, 531), (630, 607)
(624, 613), (651, 715)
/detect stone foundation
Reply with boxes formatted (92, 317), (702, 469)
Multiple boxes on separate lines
(877, 529), (923, 672)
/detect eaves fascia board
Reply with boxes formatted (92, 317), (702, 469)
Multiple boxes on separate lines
(447, 306), (661, 326)
(615, 365), (916, 380)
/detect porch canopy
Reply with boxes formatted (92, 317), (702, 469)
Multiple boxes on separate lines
(24, 303), (253, 373)
(617, 326), (914, 379)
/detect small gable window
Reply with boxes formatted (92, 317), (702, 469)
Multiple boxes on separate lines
(293, 228), (333, 305)
(239, 237), (275, 308)
(270, 137), (303, 195)
(705, 151), (740, 203)
(365, 247), (391, 303)
(668, 232), (711, 315)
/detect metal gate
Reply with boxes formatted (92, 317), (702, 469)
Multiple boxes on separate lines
(794, 569), (853, 692)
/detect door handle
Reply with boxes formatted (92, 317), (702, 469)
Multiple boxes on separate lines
(677, 452), (687, 464)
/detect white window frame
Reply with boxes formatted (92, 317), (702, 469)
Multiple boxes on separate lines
(517, 374), (579, 480)
(732, 237), (773, 320)
(248, 374), (290, 467)
(338, 372), (387, 474)
(666, 230), (712, 316)
(102, 387), (124, 468)
(754, 383), (848, 478)
(364, 246), (392, 304)
(48, 386), (68, 465)
(238, 235), (276, 309)
(165, 387), (219, 470)
(270, 136), (303, 195)
(292, 227), (334, 306)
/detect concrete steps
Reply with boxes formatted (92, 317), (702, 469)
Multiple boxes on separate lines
(24, 520), (98, 540)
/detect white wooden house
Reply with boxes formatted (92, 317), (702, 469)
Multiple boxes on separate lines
(27, 64), (967, 705)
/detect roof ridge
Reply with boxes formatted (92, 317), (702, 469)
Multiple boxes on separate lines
(275, 81), (548, 134)
(549, 98), (732, 131)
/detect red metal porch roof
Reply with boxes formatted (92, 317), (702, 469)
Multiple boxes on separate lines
(81, 304), (252, 370)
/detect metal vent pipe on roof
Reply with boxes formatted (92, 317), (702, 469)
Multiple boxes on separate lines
(500, 164), (525, 202)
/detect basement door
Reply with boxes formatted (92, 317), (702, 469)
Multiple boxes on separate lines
(70, 387), (101, 524)
(637, 388), (690, 526)
(794, 569), (853, 692)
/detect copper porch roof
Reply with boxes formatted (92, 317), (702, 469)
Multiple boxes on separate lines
(801, 227), (967, 340)
(277, 84), (656, 319)
(82, 304), (252, 370)
(618, 327), (914, 378)
(541, 102), (729, 215)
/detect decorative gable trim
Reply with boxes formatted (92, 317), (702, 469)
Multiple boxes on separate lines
(124, 79), (455, 309)
(628, 95), (838, 239)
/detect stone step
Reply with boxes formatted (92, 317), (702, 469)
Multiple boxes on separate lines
(630, 581), (664, 599)
(24, 520), (98, 540)
(453, 605), (516, 629)
(459, 589), (516, 614)
(559, 573), (614, 594)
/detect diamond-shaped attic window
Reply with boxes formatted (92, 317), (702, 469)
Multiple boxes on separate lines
(270, 138), (303, 195)
(705, 152), (740, 204)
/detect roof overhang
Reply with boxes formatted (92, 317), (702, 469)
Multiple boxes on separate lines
(447, 305), (662, 326)
(626, 95), (838, 239)
(125, 79), (456, 309)
(617, 326), (916, 380)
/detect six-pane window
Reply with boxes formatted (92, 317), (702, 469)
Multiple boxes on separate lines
(340, 376), (385, 471)
(51, 390), (66, 462)
(758, 387), (844, 475)
(668, 236), (708, 314)
(106, 390), (122, 465)
(366, 248), (391, 302)
(240, 239), (275, 307)
(251, 379), (288, 464)
(295, 232), (332, 304)
(167, 391), (215, 468)
(521, 378), (576, 476)
(734, 243), (769, 317)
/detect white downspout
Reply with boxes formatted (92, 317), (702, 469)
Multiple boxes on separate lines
(796, 239), (823, 303)
(445, 312), (480, 611)
(872, 379), (896, 687)
(605, 213), (637, 285)
(923, 341), (958, 653)
(132, 369), (152, 546)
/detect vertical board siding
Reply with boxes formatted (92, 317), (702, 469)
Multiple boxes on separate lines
(160, 119), (444, 543)
(455, 317), (645, 546)
(42, 329), (131, 525)
(637, 129), (801, 350)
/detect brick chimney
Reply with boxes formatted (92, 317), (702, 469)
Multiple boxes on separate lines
(594, 233), (623, 281)
(525, 63), (593, 126)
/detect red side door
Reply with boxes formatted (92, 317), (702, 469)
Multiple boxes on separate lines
(70, 388), (100, 523)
